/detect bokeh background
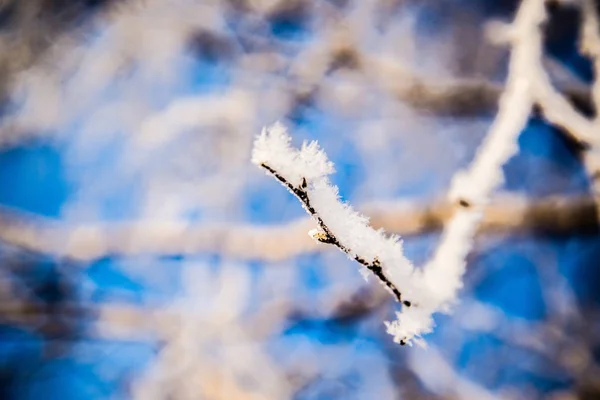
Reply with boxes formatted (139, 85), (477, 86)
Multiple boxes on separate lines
(0, 0), (599, 399)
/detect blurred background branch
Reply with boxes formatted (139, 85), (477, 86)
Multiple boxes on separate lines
(0, 193), (598, 262)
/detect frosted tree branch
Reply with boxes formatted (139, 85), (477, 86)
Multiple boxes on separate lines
(253, 123), (439, 345)
(252, 123), (412, 310)
(251, 0), (557, 345)
(515, 1), (599, 147)
(400, 0), (544, 342)
(525, 0), (600, 220)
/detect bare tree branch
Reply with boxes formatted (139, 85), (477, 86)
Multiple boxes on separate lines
(0, 193), (597, 262)
(368, 58), (592, 117)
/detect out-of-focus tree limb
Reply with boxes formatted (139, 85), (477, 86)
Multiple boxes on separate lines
(284, 15), (593, 118)
(367, 57), (593, 117)
(0, 288), (391, 342)
(0, 193), (597, 262)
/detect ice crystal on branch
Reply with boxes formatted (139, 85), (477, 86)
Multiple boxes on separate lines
(251, 122), (335, 187)
(252, 122), (428, 345)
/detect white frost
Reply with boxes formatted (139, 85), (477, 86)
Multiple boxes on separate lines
(253, 123), (428, 344)
(251, 122), (335, 187)
(253, 0), (583, 346)
(251, 0), (545, 345)
(253, 73), (530, 345)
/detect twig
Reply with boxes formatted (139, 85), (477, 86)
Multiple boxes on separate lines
(251, 123), (421, 343)
(259, 163), (407, 306)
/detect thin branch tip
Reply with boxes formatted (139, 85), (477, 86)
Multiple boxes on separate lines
(255, 131), (408, 307)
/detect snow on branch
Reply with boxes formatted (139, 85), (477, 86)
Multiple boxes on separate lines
(251, 123), (416, 326)
(251, 0), (548, 346)
(253, 123), (437, 345)
(252, 115), (526, 345)
(397, 0), (543, 341)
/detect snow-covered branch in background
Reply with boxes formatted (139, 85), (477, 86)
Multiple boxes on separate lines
(389, 0), (542, 343)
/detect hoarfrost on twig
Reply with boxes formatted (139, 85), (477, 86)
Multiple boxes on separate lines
(251, 0), (553, 346)
(253, 123), (424, 345)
